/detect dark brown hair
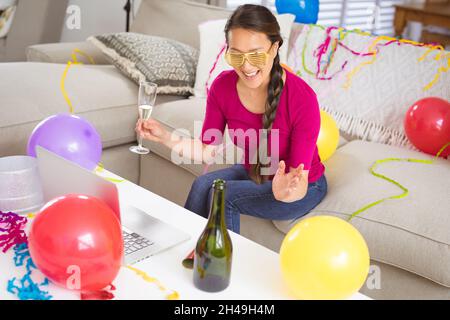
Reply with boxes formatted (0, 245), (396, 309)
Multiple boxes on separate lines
(224, 4), (284, 184)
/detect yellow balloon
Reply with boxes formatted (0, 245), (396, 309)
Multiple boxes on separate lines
(280, 216), (370, 300)
(317, 110), (339, 161)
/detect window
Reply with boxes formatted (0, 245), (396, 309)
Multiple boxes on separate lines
(226, 0), (406, 36)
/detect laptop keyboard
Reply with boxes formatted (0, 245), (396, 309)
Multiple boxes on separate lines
(123, 230), (154, 255)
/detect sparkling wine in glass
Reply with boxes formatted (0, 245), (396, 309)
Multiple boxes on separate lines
(130, 81), (158, 155)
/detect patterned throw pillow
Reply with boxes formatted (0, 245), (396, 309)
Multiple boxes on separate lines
(88, 32), (199, 96)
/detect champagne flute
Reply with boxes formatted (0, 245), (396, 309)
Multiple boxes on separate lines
(130, 81), (158, 155)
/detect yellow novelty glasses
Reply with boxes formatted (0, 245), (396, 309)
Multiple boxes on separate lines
(225, 46), (273, 68)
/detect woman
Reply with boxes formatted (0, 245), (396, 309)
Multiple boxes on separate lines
(136, 4), (327, 234)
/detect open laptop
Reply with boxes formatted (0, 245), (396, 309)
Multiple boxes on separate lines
(35, 146), (190, 265)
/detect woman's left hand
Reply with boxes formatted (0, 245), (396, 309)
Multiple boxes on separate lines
(272, 161), (304, 202)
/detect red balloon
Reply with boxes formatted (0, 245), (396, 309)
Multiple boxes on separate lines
(404, 97), (450, 158)
(28, 194), (123, 291)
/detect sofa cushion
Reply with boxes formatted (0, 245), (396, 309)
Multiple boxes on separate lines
(273, 140), (450, 287)
(131, 0), (232, 50)
(89, 33), (199, 96)
(27, 41), (111, 65)
(0, 62), (182, 156)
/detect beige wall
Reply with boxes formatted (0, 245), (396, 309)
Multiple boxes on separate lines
(195, 0), (227, 5)
(1, 0), (68, 62)
(60, 0), (140, 42)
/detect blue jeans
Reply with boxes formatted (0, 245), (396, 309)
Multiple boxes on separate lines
(184, 164), (327, 234)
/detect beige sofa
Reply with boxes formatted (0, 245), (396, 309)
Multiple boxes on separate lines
(1, 0), (449, 300)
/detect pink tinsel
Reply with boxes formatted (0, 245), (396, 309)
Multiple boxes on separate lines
(0, 211), (28, 253)
(80, 284), (116, 300)
(314, 26), (349, 81)
(205, 42), (227, 96)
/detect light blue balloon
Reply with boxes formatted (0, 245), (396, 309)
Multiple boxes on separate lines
(275, 0), (319, 24)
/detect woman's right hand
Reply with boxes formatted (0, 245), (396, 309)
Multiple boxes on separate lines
(135, 118), (169, 144)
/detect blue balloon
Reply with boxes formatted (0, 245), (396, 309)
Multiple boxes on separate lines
(275, 0), (319, 24)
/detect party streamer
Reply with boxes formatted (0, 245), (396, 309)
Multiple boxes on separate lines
(422, 52), (450, 91)
(301, 26), (368, 80)
(1, 212), (52, 300)
(301, 25), (316, 76)
(342, 35), (446, 90)
(296, 24), (372, 79)
(80, 284), (116, 300)
(126, 265), (179, 300)
(295, 24), (448, 90)
(348, 142), (450, 221)
(60, 49), (96, 114)
(0, 211), (27, 253)
(95, 162), (126, 183)
(418, 44), (445, 61)
(323, 30), (341, 75)
(313, 26), (349, 80)
(26, 213), (36, 219)
(7, 243), (52, 300)
(205, 42), (227, 96)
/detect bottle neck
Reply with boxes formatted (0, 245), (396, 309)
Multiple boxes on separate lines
(207, 187), (226, 229)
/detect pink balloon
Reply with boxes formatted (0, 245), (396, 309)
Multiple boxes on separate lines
(28, 194), (123, 291)
(404, 97), (450, 158)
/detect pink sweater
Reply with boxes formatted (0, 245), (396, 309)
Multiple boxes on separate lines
(201, 70), (325, 183)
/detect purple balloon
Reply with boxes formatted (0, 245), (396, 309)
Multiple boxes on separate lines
(27, 113), (102, 170)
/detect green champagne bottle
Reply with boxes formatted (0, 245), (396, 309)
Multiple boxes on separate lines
(193, 179), (233, 292)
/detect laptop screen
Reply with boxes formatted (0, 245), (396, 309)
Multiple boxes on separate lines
(36, 146), (121, 222)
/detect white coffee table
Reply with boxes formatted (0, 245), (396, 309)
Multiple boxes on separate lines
(0, 169), (370, 300)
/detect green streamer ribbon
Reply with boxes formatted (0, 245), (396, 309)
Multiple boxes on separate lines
(348, 142), (450, 221)
(302, 25), (316, 76)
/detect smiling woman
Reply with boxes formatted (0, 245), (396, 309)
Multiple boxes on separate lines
(137, 4), (327, 234)
(224, 8), (285, 182)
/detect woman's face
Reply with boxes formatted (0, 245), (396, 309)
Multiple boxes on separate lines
(227, 28), (278, 90)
